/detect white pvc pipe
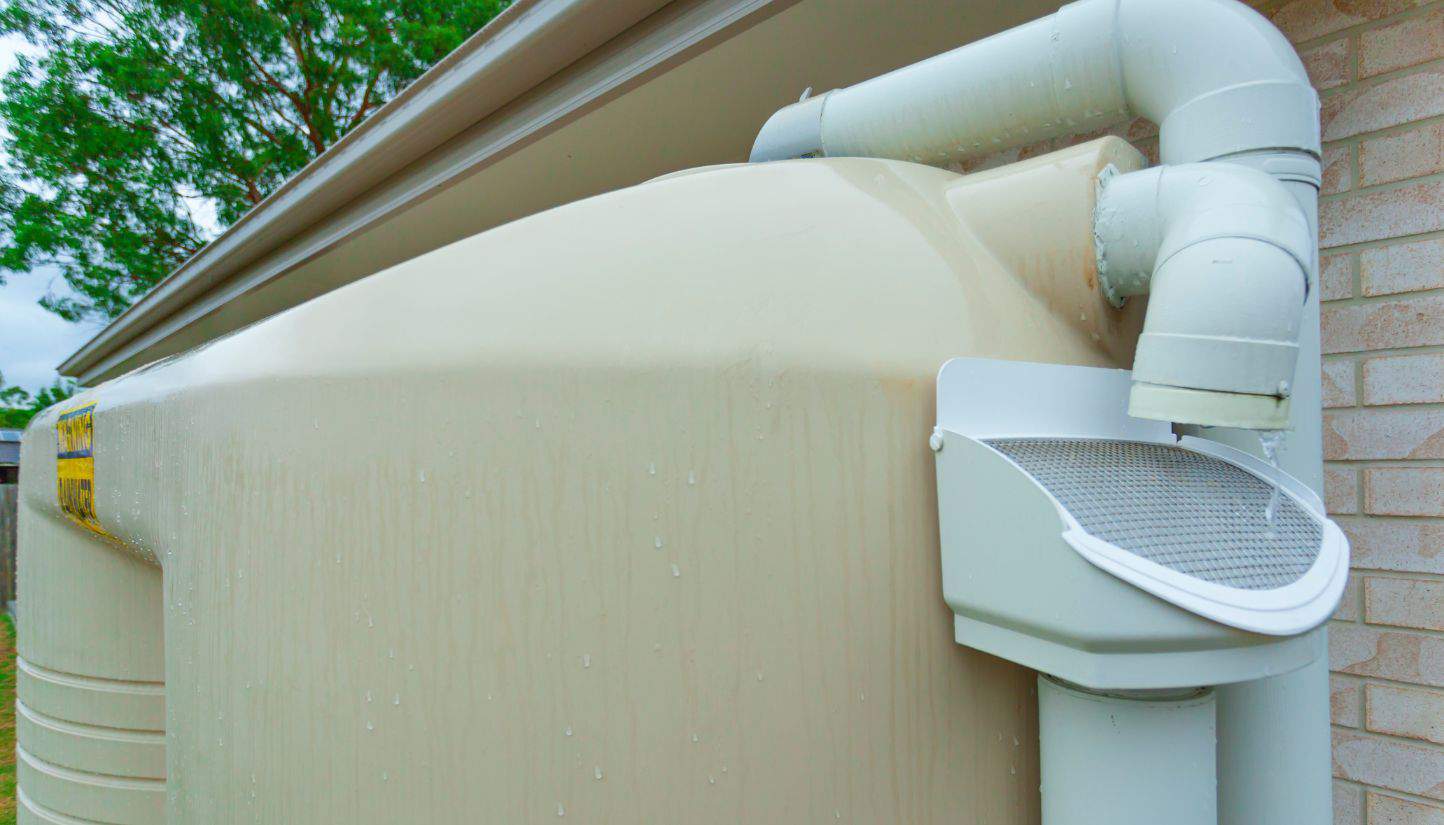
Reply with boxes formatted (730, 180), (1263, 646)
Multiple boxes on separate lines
(749, 0), (1319, 167)
(1039, 676), (1217, 825)
(1095, 161), (1314, 429)
(1187, 161), (1330, 825)
(747, 2), (1332, 822)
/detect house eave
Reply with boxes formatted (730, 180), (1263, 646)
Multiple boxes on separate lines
(57, 0), (678, 383)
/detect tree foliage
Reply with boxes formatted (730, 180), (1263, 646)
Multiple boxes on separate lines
(0, 371), (75, 428)
(0, 0), (507, 321)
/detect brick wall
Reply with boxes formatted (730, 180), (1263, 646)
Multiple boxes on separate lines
(953, 2), (1444, 820)
(1260, 2), (1444, 822)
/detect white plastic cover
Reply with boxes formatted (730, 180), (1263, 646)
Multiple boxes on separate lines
(936, 358), (1349, 636)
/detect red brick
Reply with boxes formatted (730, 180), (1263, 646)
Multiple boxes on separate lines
(1333, 673), (1365, 726)
(1361, 7), (1444, 78)
(1123, 116), (1157, 142)
(1337, 782), (1365, 825)
(1364, 352), (1444, 405)
(1271, 0), (1429, 43)
(1338, 782), (1365, 825)
(1324, 143), (1356, 194)
(1369, 792), (1444, 825)
(1331, 729), (1444, 799)
(1360, 120), (1444, 187)
(1322, 68), (1444, 142)
(1321, 177), (1444, 248)
(1340, 573), (1365, 619)
(1367, 682), (1444, 744)
(1366, 468), (1444, 515)
(1304, 37), (1355, 89)
(1341, 517), (1444, 574)
(1323, 294), (1444, 353)
(1327, 464), (1361, 513)
(1322, 251), (1356, 301)
(1331, 623), (1444, 686)
(1324, 407), (1444, 459)
(1362, 237), (1444, 296)
(1324, 358), (1359, 406)
(1365, 575), (1444, 629)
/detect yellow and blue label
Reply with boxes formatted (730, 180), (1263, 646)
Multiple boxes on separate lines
(56, 402), (109, 536)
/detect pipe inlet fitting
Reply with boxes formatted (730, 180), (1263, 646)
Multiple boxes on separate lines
(1094, 163), (1313, 429)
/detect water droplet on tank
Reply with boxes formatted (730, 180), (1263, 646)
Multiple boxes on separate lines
(594, 766), (604, 780)
(687, 470), (696, 485)
(654, 536), (664, 549)
(647, 462), (656, 475)
(582, 654), (591, 669)
(671, 563), (681, 578)
(557, 803), (566, 817)
(564, 726), (573, 737)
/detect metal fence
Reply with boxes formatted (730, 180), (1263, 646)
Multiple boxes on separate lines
(0, 484), (15, 605)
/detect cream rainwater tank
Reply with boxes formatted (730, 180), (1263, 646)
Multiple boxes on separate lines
(18, 139), (1144, 823)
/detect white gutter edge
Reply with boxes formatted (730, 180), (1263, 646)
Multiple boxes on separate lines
(58, 0), (673, 381)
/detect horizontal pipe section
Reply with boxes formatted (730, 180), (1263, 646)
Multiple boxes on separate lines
(750, 0), (1319, 167)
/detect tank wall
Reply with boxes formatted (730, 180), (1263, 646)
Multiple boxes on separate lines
(15, 461), (165, 823)
(19, 142), (1136, 822)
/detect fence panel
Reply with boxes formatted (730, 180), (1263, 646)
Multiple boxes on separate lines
(0, 484), (16, 605)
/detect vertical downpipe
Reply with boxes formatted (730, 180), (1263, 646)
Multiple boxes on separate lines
(1184, 152), (1330, 825)
(1039, 677), (1218, 825)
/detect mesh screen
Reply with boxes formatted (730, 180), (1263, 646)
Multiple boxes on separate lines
(984, 438), (1322, 591)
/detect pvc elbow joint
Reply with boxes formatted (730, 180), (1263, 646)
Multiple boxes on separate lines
(1095, 163), (1313, 429)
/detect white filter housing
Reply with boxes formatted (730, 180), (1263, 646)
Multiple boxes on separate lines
(933, 358), (1348, 689)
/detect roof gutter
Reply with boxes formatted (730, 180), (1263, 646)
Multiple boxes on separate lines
(58, 0), (672, 382)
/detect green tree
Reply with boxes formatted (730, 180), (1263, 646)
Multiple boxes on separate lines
(0, 371), (75, 428)
(0, 0), (507, 321)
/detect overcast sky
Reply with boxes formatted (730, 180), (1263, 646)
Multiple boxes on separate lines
(0, 265), (102, 392)
(0, 32), (105, 393)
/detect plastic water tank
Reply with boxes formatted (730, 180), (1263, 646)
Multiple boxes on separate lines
(19, 138), (1146, 823)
